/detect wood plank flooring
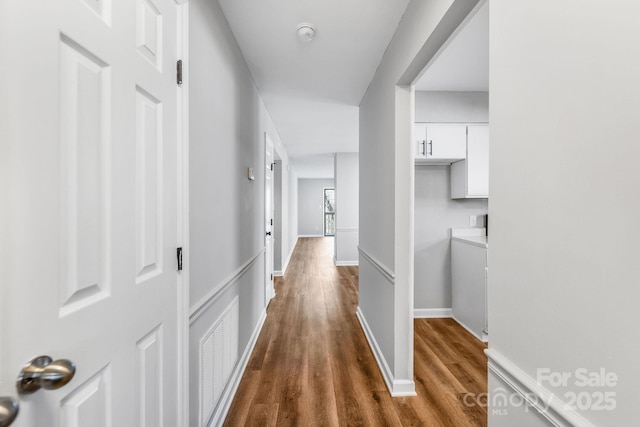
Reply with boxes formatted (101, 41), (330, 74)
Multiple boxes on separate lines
(224, 237), (487, 426)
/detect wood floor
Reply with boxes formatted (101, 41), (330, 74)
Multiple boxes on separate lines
(224, 237), (487, 426)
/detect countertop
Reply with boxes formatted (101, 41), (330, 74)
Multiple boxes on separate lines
(451, 234), (488, 249)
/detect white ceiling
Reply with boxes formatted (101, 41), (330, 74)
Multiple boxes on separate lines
(218, 0), (488, 178)
(217, 0), (410, 177)
(290, 154), (335, 179)
(415, 2), (489, 92)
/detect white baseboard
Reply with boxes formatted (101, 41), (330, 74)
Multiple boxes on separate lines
(273, 270), (283, 276)
(298, 234), (324, 238)
(413, 308), (452, 318)
(334, 260), (358, 266)
(486, 348), (596, 427)
(209, 308), (267, 427)
(356, 307), (416, 397)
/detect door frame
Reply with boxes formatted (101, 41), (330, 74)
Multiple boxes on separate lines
(264, 133), (275, 305)
(398, 0), (485, 398)
(175, 0), (190, 425)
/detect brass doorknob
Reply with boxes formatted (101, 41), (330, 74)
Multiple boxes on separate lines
(0, 397), (19, 427)
(16, 356), (76, 394)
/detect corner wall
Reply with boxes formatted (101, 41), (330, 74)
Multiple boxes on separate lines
(298, 178), (334, 237)
(334, 153), (359, 265)
(359, 0), (480, 396)
(188, 0), (295, 424)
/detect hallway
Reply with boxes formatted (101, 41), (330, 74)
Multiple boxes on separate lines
(224, 237), (487, 426)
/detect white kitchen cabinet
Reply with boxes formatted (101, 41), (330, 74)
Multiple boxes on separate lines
(415, 123), (466, 163)
(451, 236), (488, 342)
(451, 124), (489, 198)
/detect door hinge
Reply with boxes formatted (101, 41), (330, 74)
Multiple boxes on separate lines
(177, 60), (183, 85)
(270, 163), (274, 171)
(270, 274), (273, 281)
(177, 247), (183, 271)
(270, 218), (273, 226)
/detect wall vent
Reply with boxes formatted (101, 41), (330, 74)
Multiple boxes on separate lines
(199, 296), (239, 426)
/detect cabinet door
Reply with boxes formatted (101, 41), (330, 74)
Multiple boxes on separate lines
(451, 241), (487, 340)
(467, 125), (489, 196)
(415, 123), (427, 159)
(426, 124), (466, 160)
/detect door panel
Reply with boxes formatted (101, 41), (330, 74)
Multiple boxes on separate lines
(59, 34), (112, 315)
(135, 86), (163, 284)
(0, 0), (181, 425)
(60, 367), (111, 427)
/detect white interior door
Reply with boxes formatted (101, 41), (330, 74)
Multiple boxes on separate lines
(264, 134), (275, 304)
(0, 0), (182, 425)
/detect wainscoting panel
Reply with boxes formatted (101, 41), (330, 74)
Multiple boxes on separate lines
(189, 251), (267, 427)
(199, 297), (239, 426)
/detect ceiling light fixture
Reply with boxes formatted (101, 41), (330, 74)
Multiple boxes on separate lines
(296, 23), (316, 42)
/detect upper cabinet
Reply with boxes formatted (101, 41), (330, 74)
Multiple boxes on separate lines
(451, 124), (489, 199)
(415, 123), (467, 163)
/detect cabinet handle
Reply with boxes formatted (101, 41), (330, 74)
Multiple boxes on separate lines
(420, 140), (426, 156)
(428, 140), (433, 156)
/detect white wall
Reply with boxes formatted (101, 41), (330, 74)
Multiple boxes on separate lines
(298, 178), (334, 237)
(414, 91), (488, 311)
(414, 166), (487, 309)
(488, 1), (640, 425)
(359, 0), (481, 396)
(415, 91), (488, 123)
(273, 158), (299, 275)
(286, 164), (299, 270)
(334, 153), (359, 266)
(187, 0), (295, 424)
(273, 160), (283, 272)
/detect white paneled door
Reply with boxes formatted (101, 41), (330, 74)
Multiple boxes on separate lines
(0, 0), (183, 426)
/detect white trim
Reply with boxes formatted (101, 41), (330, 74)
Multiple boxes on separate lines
(208, 308), (267, 427)
(176, 2), (190, 426)
(336, 228), (359, 233)
(413, 308), (452, 318)
(358, 246), (395, 284)
(189, 249), (265, 324)
(334, 260), (359, 267)
(298, 234), (324, 238)
(356, 307), (416, 397)
(486, 348), (597, 427)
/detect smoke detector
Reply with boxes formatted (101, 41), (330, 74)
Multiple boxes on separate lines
(296, 23), (316, 42)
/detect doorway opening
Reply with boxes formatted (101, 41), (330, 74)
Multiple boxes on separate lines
(323, 188), (335, 236)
